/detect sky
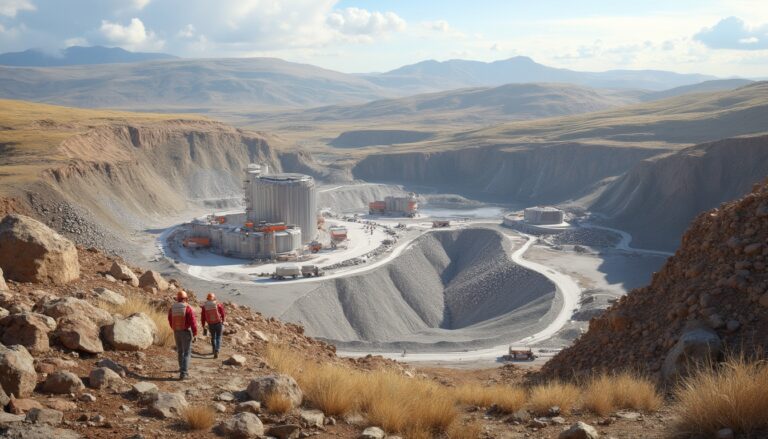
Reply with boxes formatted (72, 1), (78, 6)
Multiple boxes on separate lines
(0, 0), (767, 76)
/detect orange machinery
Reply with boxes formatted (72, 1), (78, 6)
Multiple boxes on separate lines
(183, 237), (211, 248)
(368, 201), (386, 214)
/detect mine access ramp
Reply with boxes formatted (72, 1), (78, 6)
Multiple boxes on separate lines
(502, 346), (537, 361)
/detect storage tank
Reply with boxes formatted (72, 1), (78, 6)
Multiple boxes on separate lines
(245, 172), (317, 243)
(523, 206), (564, 225)
(274, 228), (302, 254)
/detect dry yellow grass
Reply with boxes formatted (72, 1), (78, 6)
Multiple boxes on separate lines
(447, 419), (483, 439)
(453, 383), (527, 413)
(179, 405), (216, 430)
(673, 357), (768, 436)
(98, 295), (174, 347)
(528, 381), (581, 415)
(265, 392), (294, 415)
(265, 345), (457, 436)
(583, 372), (662, 416)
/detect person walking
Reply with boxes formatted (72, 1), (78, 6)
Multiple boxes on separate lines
(201, 293), (226, 358)
(168, 290), (197, 380)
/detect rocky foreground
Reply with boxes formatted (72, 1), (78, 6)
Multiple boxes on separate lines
(543, 179), (768, 383)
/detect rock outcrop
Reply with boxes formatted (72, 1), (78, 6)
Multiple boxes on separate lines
(37, 297), (113, 327)
(138, 270), (169, 291)
(0, 344), (37, 398)
(543, 180), (768, 381)
(246, 374), (303, 408)
(0, 214), (80, 284)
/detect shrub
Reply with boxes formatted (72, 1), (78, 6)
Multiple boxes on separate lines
(265, 392), (294, 415)
(447, 419), (483, 439)
(583, 372), (662, 416)
(179, 405), (216, 430)
(452, 383), (527, 413)
(673, 357), (768, 436)
(528, 381), (580, 415)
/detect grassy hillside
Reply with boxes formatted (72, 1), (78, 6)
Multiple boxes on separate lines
(0, 99), (204, 187)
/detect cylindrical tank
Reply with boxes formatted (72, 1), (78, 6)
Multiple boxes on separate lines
(523, 207), (564, 225)
(274, 229), (302, 254)
(246, 173), (317, 243)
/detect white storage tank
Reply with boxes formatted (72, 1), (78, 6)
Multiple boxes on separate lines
(274, 228), (302, 254)
(523, 206), (564, 225)
(245, 172), (317, 244)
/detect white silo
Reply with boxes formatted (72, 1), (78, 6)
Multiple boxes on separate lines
(245, 171), (317, 244)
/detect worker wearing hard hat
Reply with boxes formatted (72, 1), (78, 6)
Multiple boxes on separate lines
(168, 290), (198, 380)
(201, 293), (226, 359)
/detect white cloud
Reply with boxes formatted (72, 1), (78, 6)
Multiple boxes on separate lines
(64, 37), (87, 46)
(99, 17), (164, 50)
(177, 24), (195, 38)
(327, 7), (405, 36)
(695, 17), (768, 50)
(429, 20), (450, 33)
(0, 0), (35, 17)
(132, 0), (150, 9)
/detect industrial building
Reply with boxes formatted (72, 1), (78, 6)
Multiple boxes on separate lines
(523, 206), (565, 225)
(181, 164), (316, 259)
(369, 194), (418, 217)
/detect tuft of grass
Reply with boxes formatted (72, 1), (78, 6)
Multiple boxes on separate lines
(265, 392), (294, 415)
(673, 357), (768, 437)
(98, 295), (174, 347)
(583, 372), (662, 416)
(528, 381), (581, 415)
(179, 405), (216, 430)
(447, 419), (483, 439)
(453, 383), (527, 413)
(265, 345), (457, 436)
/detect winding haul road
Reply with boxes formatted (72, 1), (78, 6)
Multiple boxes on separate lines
(338, 232), (583, 362)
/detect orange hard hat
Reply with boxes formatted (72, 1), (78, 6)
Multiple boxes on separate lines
(176, 290), (188, 301)
(206, 293), (216, 301)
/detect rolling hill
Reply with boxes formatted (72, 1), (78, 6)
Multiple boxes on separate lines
(363, 56), (716, 93)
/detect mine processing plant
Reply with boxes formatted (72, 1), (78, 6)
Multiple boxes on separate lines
(368, 194), (419, 217)
(182, 164), (317, 259)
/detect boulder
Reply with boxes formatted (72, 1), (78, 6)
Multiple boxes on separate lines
(246, 374), (303, 408)
(268, 424), (301, 439)
(88, 367), (123, 389)
(93, 287), (125, 306)
(0, 412), (25, 425)
(360, 426), (385, 439)
(224, 354), (246, 366)
(300, 409), (324, 427)
(0, 312), (56, 354)
(0, 424), (82, 439)
(146, 392), (188, 419)
(0, 344), (37, 397)
(235, 401), (261, 414)
(662, 326), (722, 382)
(96, 358), (127, 377)
(138, 270), (169, 292)
(217, 412), (265, 438)
(0, 267), (7, 291)
(54, 315), (103, 354)
(44, 398), (77, 411)
(131, 381), (158, 397)
(25, 408), (63, 426)
(38, 297), (113, 327)
(559, 421), (599, 439)
(8, 396), (43, 414)
(103, 313), (156, 351)
(0, 214), (80, 285)
(109, 262), (139, 287)
(42, 371), (84, 394)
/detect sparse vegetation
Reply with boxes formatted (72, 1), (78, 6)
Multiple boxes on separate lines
(179, 405), (216, 430)
(673, 357), (768, 437)
(265, 392), (294, 415)
(583, 372), (663, 416)
(98, 294), (174, 347)
(453, 383), (527, 413)
(528, 381), (581, 415)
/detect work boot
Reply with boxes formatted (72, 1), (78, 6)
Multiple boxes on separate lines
(213, 351), (219, 359)
(179, 372), (188, 380)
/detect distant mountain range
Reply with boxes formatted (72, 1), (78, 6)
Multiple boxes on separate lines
(0, 46), (176, 67)
(364, 56), (718, 92)
(0, 46), (747, 109)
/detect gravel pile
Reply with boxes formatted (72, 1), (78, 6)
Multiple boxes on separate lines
(546, 228), (621, 247)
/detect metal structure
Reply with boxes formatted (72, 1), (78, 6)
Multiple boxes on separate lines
(369, 194), (418, 217)
(523, 206), (564, 225)
(245, 171), (317, 244)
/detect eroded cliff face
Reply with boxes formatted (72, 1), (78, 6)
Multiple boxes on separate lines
(352, 143), (662, 204)
(590, 135), (768, 250)
(36, 120), (287, 240)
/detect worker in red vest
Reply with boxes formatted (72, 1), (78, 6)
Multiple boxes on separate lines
(167, 290), (197, 380)
(201, 293), (226, 358)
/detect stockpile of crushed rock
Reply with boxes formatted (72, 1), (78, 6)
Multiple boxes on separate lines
(542, 180), (768, 383)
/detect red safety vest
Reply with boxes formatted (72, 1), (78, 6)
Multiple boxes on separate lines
(171, 302), (188, 330)
(204, 301), (221, 324)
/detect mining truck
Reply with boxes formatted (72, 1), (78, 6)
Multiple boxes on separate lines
(272, 264), (301, 280)
(301, 264), (324, 277)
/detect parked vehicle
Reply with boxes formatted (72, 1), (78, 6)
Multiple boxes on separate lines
(301, 264), (324, 277)
(272, 264), (301, 280)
